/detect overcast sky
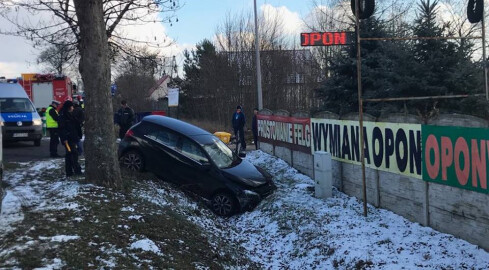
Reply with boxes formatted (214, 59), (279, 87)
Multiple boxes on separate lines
(0, 0), (312, 79)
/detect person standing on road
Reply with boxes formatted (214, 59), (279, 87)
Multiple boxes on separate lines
(46, 100), (61, 158)
(116, 100), (135, 140)
(232, 105), (246, 150)
(72, 99), (85, 155)
(58, 100), (82, 177)
(252, 108), (259, 150)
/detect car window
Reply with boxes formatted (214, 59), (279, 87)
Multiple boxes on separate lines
(140, 123), (179, 149)
(147, 129), (178, 148)
(179, 137), (209, 163)
(202, 136), (236, 169)
(0, 98), (36, 113)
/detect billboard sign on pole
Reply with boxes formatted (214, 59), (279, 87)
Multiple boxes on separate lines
(168, 88), (179, 107)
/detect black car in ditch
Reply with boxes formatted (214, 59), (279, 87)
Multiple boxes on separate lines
(118, 115), (276, 216)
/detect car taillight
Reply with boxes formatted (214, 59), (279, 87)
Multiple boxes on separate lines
(125, 129), (134, 138)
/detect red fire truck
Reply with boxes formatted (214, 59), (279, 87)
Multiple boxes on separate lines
(18, 73), (73, 109)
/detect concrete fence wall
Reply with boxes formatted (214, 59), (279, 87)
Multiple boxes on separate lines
(258, 109), (489, 251)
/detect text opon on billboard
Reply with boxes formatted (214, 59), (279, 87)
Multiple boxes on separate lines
(310, 119), (422, 178)
(422, 125), (489, 193)
(300, 32), (354, 46)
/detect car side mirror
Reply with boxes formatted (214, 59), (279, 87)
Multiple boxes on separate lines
(238, 152), (246, 158)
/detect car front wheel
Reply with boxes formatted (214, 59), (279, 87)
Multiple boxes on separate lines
(211, 192), (237, 217)
(120, 150), (145, 172)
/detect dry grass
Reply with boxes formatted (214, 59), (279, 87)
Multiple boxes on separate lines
(179, 118), (228, 134)
(0, 162), (255, 269)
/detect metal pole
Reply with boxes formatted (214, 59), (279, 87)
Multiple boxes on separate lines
(364, 93), (485, 102)
(361, 36), (482, 41)
(355, 0), (368, 217)
(482, 8), (488, 100)
(254, 0), (263, 110)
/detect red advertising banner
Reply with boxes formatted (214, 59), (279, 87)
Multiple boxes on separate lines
(300, 32), (354, 46)
(257, 114), (311, 154)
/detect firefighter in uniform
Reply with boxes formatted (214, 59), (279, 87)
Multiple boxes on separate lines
(46, 100), (61, 157)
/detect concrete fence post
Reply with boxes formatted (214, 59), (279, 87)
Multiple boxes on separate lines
(314, 151), (332, 199)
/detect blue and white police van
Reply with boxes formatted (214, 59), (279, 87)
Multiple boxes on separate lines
(0, 80), (43, 146)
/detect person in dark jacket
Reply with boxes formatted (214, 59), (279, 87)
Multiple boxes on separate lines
(116, 100), (135, 139)
(72, 99), (85, 155)
(232, 105), (246, 150)
(58, 100), (82, 177)
(46, 100), (61, 157)
(252, 108), (259, 150)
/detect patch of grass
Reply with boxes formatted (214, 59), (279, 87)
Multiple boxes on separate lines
(3, 162), (22, 171)
(12, 248), (43, 269)
(180, 118), (226, 134)
(376, 239), (392, 246)
(0, 177), (255, 269)
(354, 259), (373, 269)
(333, 258), (345, 268)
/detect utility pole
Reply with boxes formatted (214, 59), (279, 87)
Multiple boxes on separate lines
(254, 0), (263, 110)
(355, 0), (368, 217)
(482, 9), (488, 100)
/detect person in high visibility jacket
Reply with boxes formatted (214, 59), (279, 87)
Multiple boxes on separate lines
(46, 100), (61, 158)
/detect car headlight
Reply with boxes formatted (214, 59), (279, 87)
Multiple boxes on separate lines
(33, 119), (42, 126)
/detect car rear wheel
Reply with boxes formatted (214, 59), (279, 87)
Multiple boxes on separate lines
(120, 150), (144, 172)
(211, 192), (237, 217)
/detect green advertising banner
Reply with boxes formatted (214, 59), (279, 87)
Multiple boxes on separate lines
(422, 125), (489, 194)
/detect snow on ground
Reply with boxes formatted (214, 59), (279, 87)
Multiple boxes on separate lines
(141, 150), (489, 269)
(1, 151), (489, 269)
(227, 151), (489, 269)
(39, 235), (80, 242)
(129, 238), (162, 255)
(0, 191), (23, 234)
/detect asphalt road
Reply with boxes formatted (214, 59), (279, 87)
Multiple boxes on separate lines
(3, 138), (55, 163)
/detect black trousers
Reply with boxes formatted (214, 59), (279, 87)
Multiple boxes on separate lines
(48, 128), (59, 155)
(234, 128), (246, 149)
(64, 141), (81, 176)
(252, 129), (258, 150)
(119, 125), (130, 139)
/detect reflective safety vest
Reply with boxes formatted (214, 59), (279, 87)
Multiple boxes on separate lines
(46, 106), (58, 128)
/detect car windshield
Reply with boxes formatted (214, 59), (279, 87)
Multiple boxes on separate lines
(0, 98), (36, 113)
(202, 136), (238, 169)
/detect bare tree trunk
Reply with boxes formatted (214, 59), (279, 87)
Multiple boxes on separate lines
(74, 0), (122, 188)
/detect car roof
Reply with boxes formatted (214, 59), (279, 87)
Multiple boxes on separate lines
(0, 83), (30, 98)
(141, 115), (211, 137)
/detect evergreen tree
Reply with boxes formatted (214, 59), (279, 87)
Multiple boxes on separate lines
(181, 39), (218, 116)
(407, 0), (486, 119)
(316, 17), (404, 116)
(316, 0), (488, 119)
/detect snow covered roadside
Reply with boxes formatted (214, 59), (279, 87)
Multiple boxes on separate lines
(0, 160), (79, 234)
(225, 151), (489, 269)
(1, 151), (488, 269)
(0, 159), (252, 269)
(135, 150), (489, 269)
